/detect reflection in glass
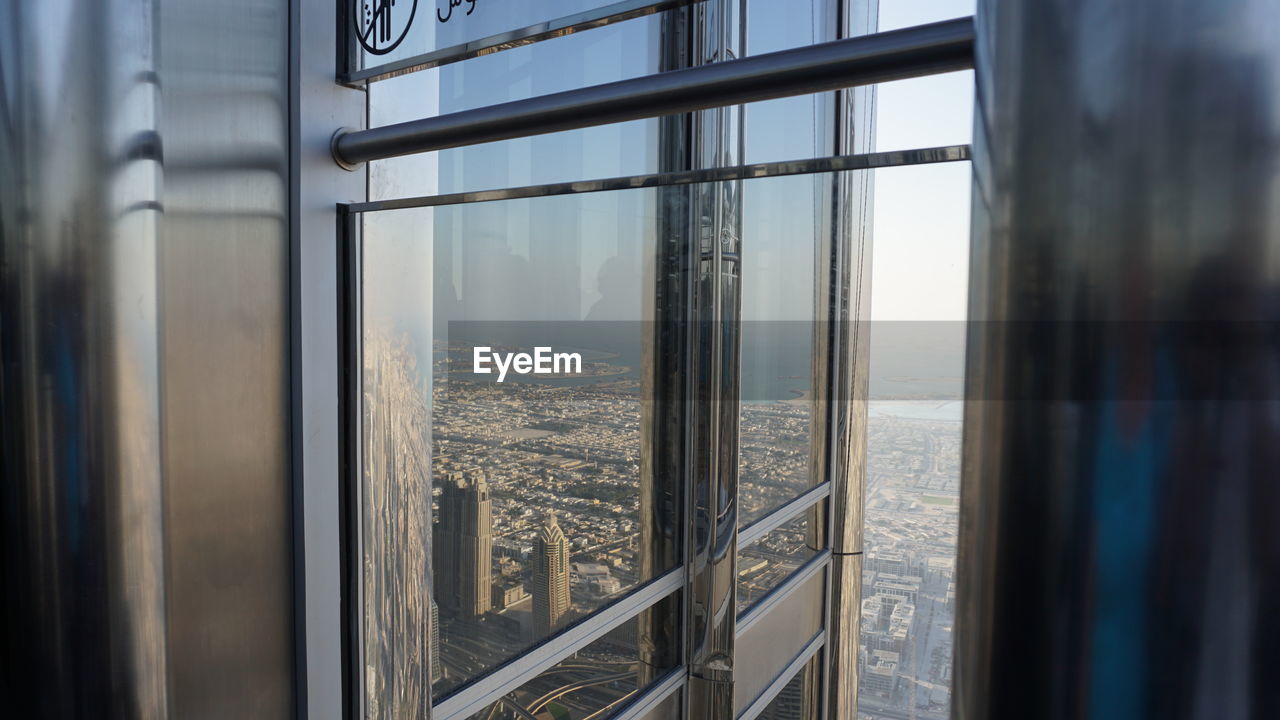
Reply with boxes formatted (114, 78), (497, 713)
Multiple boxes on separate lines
(738, 172), (827, 525)
(464, 610), (678, 720)
(743, 0), (836, 165)
(360, 182), (678, 702)
(361, 329), (432, 719)
(758, 655), (822, 720)
(734, 1), (837, 526)
(367, 14), (662, 200)
(357, 170), (861, 708)
(351, 0), (655, 76)
(737, 515), (820, 614)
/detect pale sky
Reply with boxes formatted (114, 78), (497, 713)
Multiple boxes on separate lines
(872, 0), (975, 321)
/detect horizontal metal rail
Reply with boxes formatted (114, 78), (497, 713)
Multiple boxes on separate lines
(333, 17), (975, 166)
(341, 145), (971, 213)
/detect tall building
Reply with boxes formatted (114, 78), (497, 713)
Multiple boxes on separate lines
(434, 471), (493, 619)
(532, 513), (571, 637)
(429, 598), (441, 685)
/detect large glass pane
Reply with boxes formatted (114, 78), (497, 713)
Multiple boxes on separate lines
(349, 0), (664, 78)
(736, 4), (841, 527)
(368, 13), (665, 200)
(738, 172), (828, 525)
(878, 0), (975, 32)
(351, 168), (942, 713)
(743, 0), (837, 164)
(857, 160), (970, 720)
(737, 515), (821, 615)
(360, 187), (672, 700)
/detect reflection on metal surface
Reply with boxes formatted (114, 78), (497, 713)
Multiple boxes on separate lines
(0, 1), (169, 715)
(734, 567), (826, 715)
(825, 3), (878, 718)
(0, 0), (292, 717)
(959, 1), (1280, 719)
(739, 641), (823, 720)
(684, 2), (743, 717)
(345, 146), (970, 212)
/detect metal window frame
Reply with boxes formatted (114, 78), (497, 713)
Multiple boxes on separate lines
(737, 483), (832, 550)
(338, 206), (688, 720)
(736, 551), (831, 637)
(336, 145), (973, 719)
(340, 145), (970, 213)
(330, 8), (976, 719)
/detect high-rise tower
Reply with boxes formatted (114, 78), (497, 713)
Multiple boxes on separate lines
(429, 598), (442, 684)
(532, 513), (571, 637)
(434, 470), (493, 619)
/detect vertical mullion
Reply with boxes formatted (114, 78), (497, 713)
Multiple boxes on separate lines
(684, 1), (745, 718)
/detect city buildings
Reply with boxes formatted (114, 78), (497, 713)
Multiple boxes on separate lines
(532, 514), (572, 637)
(434, 471), (494, 619)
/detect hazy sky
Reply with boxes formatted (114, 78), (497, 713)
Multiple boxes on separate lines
(872, 0), (975, 321)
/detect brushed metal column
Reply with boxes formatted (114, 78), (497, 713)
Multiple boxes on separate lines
(684, 1), (745, 718)
(958, 1), (1280, 719)
(0, 1), (168, 716)
(0, 0), (294, 717)
(824, 1), (878, 716)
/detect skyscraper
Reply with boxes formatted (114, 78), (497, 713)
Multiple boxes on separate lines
(532, 513), (571, 637)
(434, 470), (493, 619)
(430, 598), (441, 685)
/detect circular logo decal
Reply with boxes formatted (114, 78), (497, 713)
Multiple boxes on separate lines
(355, 0), (418, 56)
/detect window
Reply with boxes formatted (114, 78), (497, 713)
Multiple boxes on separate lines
(339, 2), (973, 719)
(856, 162), (971, 719)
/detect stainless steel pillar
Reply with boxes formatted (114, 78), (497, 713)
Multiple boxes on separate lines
(958, 1), (1280, 719)
(0, 0), (295, 717)
(824, 0), (878, 715)
(684, 2), (745, 717)
(0, 1), (168, 715)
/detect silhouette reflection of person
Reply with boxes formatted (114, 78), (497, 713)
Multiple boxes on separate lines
(458, 232), (534, 321)
(586, 254), (638, 322)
